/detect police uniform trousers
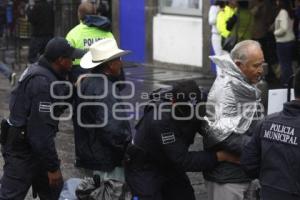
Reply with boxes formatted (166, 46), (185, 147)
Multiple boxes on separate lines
(0, 127), (63, 200)
(125, 167), (195, 200)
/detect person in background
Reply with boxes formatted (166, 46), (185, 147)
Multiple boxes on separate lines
(230, 0), (253, 43)
(5, 0), (13, 36)
(221, 0), (253, 53)
(27, 0), (54, 64)
(216, 0), (237, 41)
(209, 0), (226, 76)
(0, 0), (6, 39)
(0, 62), (16, 86)
(0, 0), (16, 86)
(250, 0), (278, 83)
(294, 0), (300, 39)
(294, 0), (300, 67)
(66, 1), (114, 83)
(274, 0), (296, 87)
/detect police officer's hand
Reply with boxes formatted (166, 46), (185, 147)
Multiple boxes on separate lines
(216, 151), (240, 164)
(48, 170), (63, 187)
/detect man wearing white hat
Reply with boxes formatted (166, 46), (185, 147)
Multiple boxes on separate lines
(74, 38), (131, 182)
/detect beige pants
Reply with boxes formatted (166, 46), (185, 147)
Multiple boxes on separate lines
(206, 181), (252, 200)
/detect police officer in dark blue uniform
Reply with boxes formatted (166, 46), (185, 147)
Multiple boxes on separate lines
(125, 80), (240, 200)
(241, 69), (300, 200)
(0, 37), (83, 200)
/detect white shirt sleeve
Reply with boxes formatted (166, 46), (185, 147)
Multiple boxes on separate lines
(209, 6), (220, 26)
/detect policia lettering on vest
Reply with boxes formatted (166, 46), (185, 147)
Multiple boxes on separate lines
(264, 123), (298, 145)
(66, 1), (114, 83)
(83, 38), (103, 48)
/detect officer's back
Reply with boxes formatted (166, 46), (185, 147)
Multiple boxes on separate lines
(241, 69), (300, 200)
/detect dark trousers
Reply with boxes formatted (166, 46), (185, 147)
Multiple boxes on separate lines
(256, 33), (278, 80)
(28, 36), (53, 64)
(0, 128), (63, 200)
(276, 41), (295, 86)
(126, 168), (195, 200)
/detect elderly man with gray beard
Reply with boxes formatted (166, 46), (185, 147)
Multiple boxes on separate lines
(203, 40), (265, 200)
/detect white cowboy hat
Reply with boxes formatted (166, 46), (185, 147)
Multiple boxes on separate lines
(80, 38), (130, 69)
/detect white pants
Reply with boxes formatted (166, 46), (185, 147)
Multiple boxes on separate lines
(206, 181), (251, 200)
(211, 33), (224, 76)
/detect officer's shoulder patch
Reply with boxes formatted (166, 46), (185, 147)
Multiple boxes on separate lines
(161, 132), (176, 145)
(39, 102), (51, 113)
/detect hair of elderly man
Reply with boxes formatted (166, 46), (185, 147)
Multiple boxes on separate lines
(78, 1), (97, 21)
(230, 40), (261, 63)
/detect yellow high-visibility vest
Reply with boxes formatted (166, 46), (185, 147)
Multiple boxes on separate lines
(216, 6), (237, 38)
(66, 22), (114, 66)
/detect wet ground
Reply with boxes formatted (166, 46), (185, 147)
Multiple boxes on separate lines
(0, 45), (215, 200)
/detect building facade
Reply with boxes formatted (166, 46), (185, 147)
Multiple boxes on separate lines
(53, 0), (212, 73)
(115, 0), (211, 73)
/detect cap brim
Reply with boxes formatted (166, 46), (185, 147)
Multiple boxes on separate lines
(71, 48), (86, 59)
(80, 50), (131, 69)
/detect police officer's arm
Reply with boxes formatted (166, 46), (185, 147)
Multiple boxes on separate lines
(219, 133), (251, 156)
(240, 121), (263, 179)
(26, 76), (60, 172)
(152, 119), (218, 172)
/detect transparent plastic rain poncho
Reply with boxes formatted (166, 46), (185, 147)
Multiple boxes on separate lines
(204, 54), (262, 147)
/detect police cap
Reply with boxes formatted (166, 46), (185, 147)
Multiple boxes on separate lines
(44, 37), (85, 62)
